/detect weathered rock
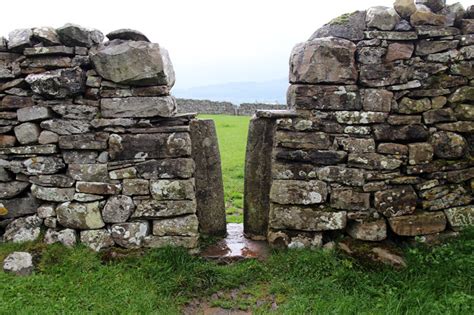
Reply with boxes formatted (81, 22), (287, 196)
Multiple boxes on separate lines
(149, 179), (194, 201)
(454, 104), (474, 120)
(411, 10), (447, 26)
(346, 219), (387, 241)
(108, 167), (137, 180)
(37, 204), (56, 218)
(394, 0), (417, 19)
(269, 204), (347, 231)
(67, 163), (108, 182)
(365, 30), (418, 40)
(56, 23), (103, 47)
(275, 131), (331, 150)
(416, 0), (446, 12)
(336, 137), (375, 153)
(44, 228), (77, 247)
(366, 7), (401, 31)
(0, 181), (29, 199)
(144, 235), (199, 249)
(73, 193), (104, 202)
(2, 215), (42, 243)
(0, 135), (16, 148)
(270, 180), (328, 205)
(377, 143), (408, 155)
(56, 201), (104, 229)
(461, 19), (474, 34)
(132, 199), (196, 219)
(334, 111), (387, 124)
(8, 29), (33, 52)
(330, 189), (370, 210)
(31, 184), (75, 202)
(430, 131), (467, 159)
(436, 121), (474, 133)
(0, 144), (58, 155)
(17, 106), (53, 122)
(51, 105), (98, 120)
(135, 158), (195, 179)
(357, 47), (386, 64)
(59, 133), (108, 149)
(102, 195), (135, 223)
(75, 182), (121, 195)
(348, 153), (403, 170)
(374, 186), (418, 217)
(14, 122), (40, 145)
(423, 108), (456, 124)
(32, 27), (61, 46)
(289, 37), (357, 84)
(38, 131), (59, 144)
(80, 229), (115, 251)
(91, 40), (174, 86)
(359, 63), (411, 87)
(100, 96), (176, 118)
(111, 221), (149, 249)
(408, 143), (434, 165)
(106, 29), (149, 42)
(1, 96), (34, 110)
(122, 179), (150, 196)
(373, 124), (429, 141)
(385, 43), (414, 62)
(360, 89), (393, 112)
(416, 40), (459, 55)
(0, 194), (40, 219)
(22, 156), (65, 175)
(316, 166), (366, 186)
(3, 252), (33, 276)
(108, 133), (191, 160)
(371, 247), (407, 268)
(397, 97), (431, 114)
(449, 86), (474, 102)
(152, 215), (199, 236)
(287, 84), (360, 111)
(388, 212), (447, 236)
(421, 184), (472, 211)
(274, 148), (347, 165)
(444, 205), (474, 230)
(25, 68), (86, 99)
(309, 11), (367, 41)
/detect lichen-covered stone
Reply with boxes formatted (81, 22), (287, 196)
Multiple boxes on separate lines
(270, 180), (328, 205)
(132, 199), (196, 219)
(56, 201), (105, 229)
(100, 96), (176, 118)
(408, 143), (434, 165)
(287, 84), (360, 111)
(309, 11), (367, 41)
(122, 179), (150, 196)
(75, 181), (121, 195)
(316, 166), (365, 186)
(56, 23), (103, 47)
(102, 195), (134, 223)
(388, 212), (446, 236)
(330, 189), (370, 211)
(394, 0), (417, 19)
(152, 214), (199, 236)
(360, 89), (393, 112)
(347, 219), (387, 241)
(3, 252), (34, 276)
(91, 40), (174, 86)
(80, 229), (115, 251)
(25, 68), (85, 98)
(111, 221), (149, 249)
(0, 181), (29, 199)
(2, 215), (42, 243)
(444, 205), (474, 230)
(149, 179), (195, 201)
(269, 204), (347, 231)
(290, 37), (357, 84)
(31, 184), (75, 202)
(14, 122), (40, 145)
(366, 7), (401, 31)
(374, 186), (417, 217)
(348, 153), (402, 170)
(430, 131), (467, 159)
(135, 159), (195, 179)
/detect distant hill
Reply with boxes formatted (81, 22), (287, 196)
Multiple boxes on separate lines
(173, 78), (288, 105)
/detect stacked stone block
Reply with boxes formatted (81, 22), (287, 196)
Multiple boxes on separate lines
(246, 0), (474, 248)
(0, 25), (224, 250)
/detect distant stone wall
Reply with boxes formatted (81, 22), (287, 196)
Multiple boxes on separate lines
(177, 99), (237, 115)
(245, 0), (474, 247)
(0, 25), (225, 251)
(176, 98), (287, 116)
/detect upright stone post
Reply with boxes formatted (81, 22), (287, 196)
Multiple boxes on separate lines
(243, 116), (276, 239)
(190, 119), (226, 236)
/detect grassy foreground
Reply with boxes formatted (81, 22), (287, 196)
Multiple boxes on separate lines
(199, 114), (250, 223)
(0, 229), (473, 314)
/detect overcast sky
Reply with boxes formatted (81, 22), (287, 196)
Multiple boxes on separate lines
(0, 0), (470, 89)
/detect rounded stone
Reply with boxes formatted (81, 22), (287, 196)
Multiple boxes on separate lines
(431, 131), (467, 159)
(102, 195), (135, 223)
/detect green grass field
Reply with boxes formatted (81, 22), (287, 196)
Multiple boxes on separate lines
(199, 115), (250, 223)
(0, 115), (473, 314)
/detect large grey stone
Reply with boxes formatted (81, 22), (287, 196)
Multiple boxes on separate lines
(330, 189), (370, 211)
(25, 68), (86, 99)
(80, 229), (115, 251)
(152, 215), (199, 236)
(444, 205), (474, 230)
(430, 131), (467, 159)
(59, 133), (108, 149)
(287, 84), (360, 111)
(100, 96), (176, 118)
(374, 186), (418, 217)
(190, 119), (225, 236)
(32, 27), (61, 46)
(44, 228), (77, 247)
(290, 37), (357, 84)
(0, 181), (29, 198)
(56, 23), (104, 47)
(8, 29), (33, 52)
(17, 106), (53, 122)
(67, 163), (108, 182)
(22, 156), (65, 175)
(51, 105), (98, 120)
(394, 0), (417, 19)
(309, 11), (367, 41)
(106, 29), (150, 42)
(31, 184), (75, 202)
(56, 201), (105, 229)
(270, 180), (328, 205)
(269, 204), (347, 231)
(366, 7), (401, 31)
(14, 122), (40, 145)
(111, 221), (149, 249)
(3, 252), (33, 276)
(90, 40), (175, 86)
(416, 0), (446, 12)
(135, 158), (195, 179)
(108, 133), (191, 160)
(388, 211), (446, 236)
(102, 195), (134, 223)
(0, 194), (40, 219)
(2, 215), (42, 243)
(132, 199), (196, 219)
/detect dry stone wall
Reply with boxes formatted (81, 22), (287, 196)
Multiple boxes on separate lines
(245, 0), (474, 248)
(176, 99), (287, 116)
(0, 24), (225, 250)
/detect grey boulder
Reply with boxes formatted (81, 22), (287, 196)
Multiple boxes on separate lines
(90, 40), (175, 86)
(106, 29), (150, 42)
(25, 68), (86, 98)
(3, 252), (34, 276)
(56, 23), (104, 47)
(2, 215), (42, 243)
